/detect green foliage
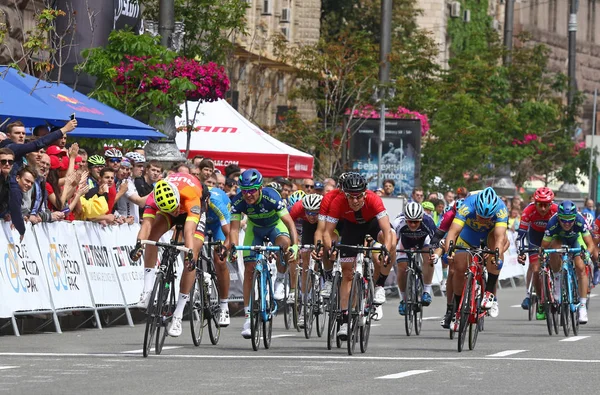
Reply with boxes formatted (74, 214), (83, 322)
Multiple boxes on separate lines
(447, 0), (494, 56)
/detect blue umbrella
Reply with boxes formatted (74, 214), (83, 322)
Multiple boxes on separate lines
(68, 127), (166, 140)
(1, 67), (158, 131)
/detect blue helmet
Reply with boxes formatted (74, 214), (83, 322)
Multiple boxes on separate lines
(445, 198), (465, 213)
(475, 187), (499, 218)
(239, 169), (263, 189)
(557, 200), (577, 219)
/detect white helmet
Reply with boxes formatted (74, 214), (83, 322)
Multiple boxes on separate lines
(302, 193), (323, 212)
(105, 148), (123, 159)
(404, 201), (423, 221)
(125, 152), (145, 164)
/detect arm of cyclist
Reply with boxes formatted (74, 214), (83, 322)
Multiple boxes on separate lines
(582, 233), (599, 263)
(377, 216), (394, 265)
(443, 221), (463, 259)
(492, 224), (508, 264)
(280, 212), (299, 259)
(229, 218), (241, 260)
(130, 216), (153, 261)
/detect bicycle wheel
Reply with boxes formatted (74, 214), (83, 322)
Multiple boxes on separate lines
(206, 273), (221, 345)
(263, 272), (274, 349)
(327, 273), (340, 350)
(143, 272), (163, 358)
(190, 275), (205, 346)
(347, 273), (361, 355)
(414, 275), (423, 336)
(404, 269), (415, 336)
(561, 272), (571, 337)
(541, 271), (552, 336)
(360, 277), (374, 353)
(304, 271), (315, 339)
(250, 269), (262, 351)
(469, 287), (482, 350)
(457, 274), (473, 352)
(282, 270), (292, 330)
(316, 274), (327, 338)
(293, 269), (302, 331)
(155, 277), (175, 355)
(449, 301), (456, 340)
(528, 291), (535, 321)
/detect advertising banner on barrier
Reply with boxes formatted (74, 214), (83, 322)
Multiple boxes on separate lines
(74, 221), (125, 305)
(108, 223), (144, 304)
(0, 222), (53, 317)
(35, 222), (94, 310)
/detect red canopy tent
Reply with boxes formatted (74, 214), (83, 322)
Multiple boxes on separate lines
(175, 100), (313, 178)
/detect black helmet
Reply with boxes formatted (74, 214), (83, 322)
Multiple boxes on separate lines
(341, 173), (367, 193)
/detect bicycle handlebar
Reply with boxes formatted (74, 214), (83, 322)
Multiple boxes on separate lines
(333, 243), (388, 252)
(234, 245), (283, 252)
(140, 240), (192, 254)
(541, 247), (583, 255)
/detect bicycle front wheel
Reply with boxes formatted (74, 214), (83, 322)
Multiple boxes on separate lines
(414, 274), (424, 336)
(250, 270), (262, 351)
(282, 270), (292, 330)
(206, 273), (221, 345)
(304, 271), (315, 339)
(316, 274), (327, 338)
(155, 277), (175, 355)
(143, 272), (163, 358)
(561, 272), (571, 337)
(327, 273), (340, 350)
(405, 269), (415, 336)
(360, 277), (374, 353)
(263, 272), (274, 349)
(190, 275), (205, 346)
(540, 271), (552, 336)
(457, 274), (473, 352)
(347, 272), (361, 355)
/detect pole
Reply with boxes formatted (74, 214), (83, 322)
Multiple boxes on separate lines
(503, 0), (515, 65)
(159, 0), (175, 48)
(377, 0), (392, 188)
(568, 0), (579, 107)
(589, 89), (597, 199)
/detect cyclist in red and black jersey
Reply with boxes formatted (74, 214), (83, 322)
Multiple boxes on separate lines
(516, 187), (558, 319)
(323, 173), (396, 339)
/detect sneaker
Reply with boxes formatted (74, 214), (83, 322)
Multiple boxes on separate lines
(422, 292), (432, 307)
(219, 310), (230, 327)
(136, 291), (151, 310)
(373, 305), (383, 321)
(337, 323), (348, 340)
(398, 301), (406, 316)
(441, 310), (452, 329)
(298, 308), (305, 328)
(321, 280), (332, 298)
(287, 290), (295, 304)
(440, 278), (446, 293)
(579, 305), (588, 324)
(241, 319), (251, 339)
(490, 301), (499, 318)
(167, 316), (182, 337)
(481, 291), (495, 309)
(374, 286), (386, 304)
(274, 279), (285, 301)
(521, 297), (530, 310)
(536, 306), (546, 320)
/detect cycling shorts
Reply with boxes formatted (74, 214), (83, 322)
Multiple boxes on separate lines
(160, 211), (206, 242)
(301, 220), (318, 246)
(339, 218), (382, 258)
(243, 220), (290, 262)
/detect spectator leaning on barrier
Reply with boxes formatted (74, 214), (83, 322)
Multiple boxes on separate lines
(81, 167), (118, 224)
(21, 154), (64, 224)
(114, 158), (148, 224)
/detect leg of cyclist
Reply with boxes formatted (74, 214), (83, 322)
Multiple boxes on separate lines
(338, 258), (354, 340)
(374, 228), (395, 304)
(240, 222), (261, 338)
(441, 253), (455, 328)
(522, 261), (535, 310)
(450, 249), (469, 331)
(528, 253), (545, 319)
(421, 251), (434, 306)
(483, 230), (508, 318)
(210, 223), (231, 327)
(273, 221), (292, 300)
(548, 239), (563, 301)
(298, 249), (311, 327)
(396, 237), (408, 316)
(574, 253), (589, 323)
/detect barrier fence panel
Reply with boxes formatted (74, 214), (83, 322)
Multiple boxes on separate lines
(108, 223), (143, 306)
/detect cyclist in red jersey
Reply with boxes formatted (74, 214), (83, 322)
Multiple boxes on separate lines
(323, 173), (396, 339)
(130, 172), (209, 337)
(516, 187), (558, 319)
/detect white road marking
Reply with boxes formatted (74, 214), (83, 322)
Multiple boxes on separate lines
(487, 350), (528, 357)
(0, 366), (19, 371)
(559, 336), (590, 342)
(510, 304), (521, 308)
(371, 324), (382, 327)
(121, 346), (183, 354)
(422, 317), (441, 321)
(590, 294), (597, 298)
(271, 334), (295, 338)
(376, 370), (432, 379)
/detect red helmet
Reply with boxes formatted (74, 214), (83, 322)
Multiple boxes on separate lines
(533, 187), (554, 203)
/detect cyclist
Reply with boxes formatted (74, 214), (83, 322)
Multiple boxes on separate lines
(516, 187), (557, 319)
(541, 200), (598, 324)
(289, 193), (323, 327)
(229, 169), (299, 338)
(443, 187), (508, 330)
(393, 202), (438, 316)
(205, 185), (232, 326)
(130, 172), (209, 337)
(323, 173), (396, 339)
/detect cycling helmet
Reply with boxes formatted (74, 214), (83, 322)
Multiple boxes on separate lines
(154, 180), (180, 213)
(533, 187), (554, 203)
(302, 193), (323, 212)
(87, 155), (106, 166)
(422, 201), (435, 211)
(239, 169), (263, 189)
(475, 187), (499, 218)
(104, 148), (123, 159)
(287, 190), (305, 207)
(557, 200), (577, 219)
(341, 173), (367, 193)
(267, 181), (282, 193)
(405, 201), (424, 221)
(125, 152), (146, 164)
(583, 212), (594, 228)
(454, 198), (465, 211)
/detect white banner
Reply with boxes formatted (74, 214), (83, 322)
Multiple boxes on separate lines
(108, 223), (144, 305)
(74, 221), (125, 306)
(34, 222), (94, 310)
(0, 222), (53, 317)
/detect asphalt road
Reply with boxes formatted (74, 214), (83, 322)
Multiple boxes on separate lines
(1, 287), (600, 394)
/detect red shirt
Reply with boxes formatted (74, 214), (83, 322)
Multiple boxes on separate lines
(438, 209), (456, 233)
(290, 200), (309, 222)
(319, 189), (343, 220)
(327, 190), (387, 224)
(519, 202), (558, 234)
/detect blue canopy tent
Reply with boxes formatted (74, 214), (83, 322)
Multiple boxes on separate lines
(0, 67), (165, 140)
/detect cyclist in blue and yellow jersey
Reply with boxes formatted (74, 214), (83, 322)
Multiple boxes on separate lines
(205, 186), (233, 327)
(229, 169), (299, 339)
(443, 187), (509, 330)
(541, 200), (598, 324)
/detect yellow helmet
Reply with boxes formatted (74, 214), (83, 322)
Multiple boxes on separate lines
(154, 180), (180, 213)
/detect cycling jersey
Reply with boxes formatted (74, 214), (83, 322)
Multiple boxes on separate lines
(543, 213), (590, 247)
(438, 209), (456, 233)
(327, 190), (387, 224)
(231, 186), (288, 227)
(290, 200), (320, 246)
(454, 194), (508, 247)
(143, 173), (203, 224)
(206, 187), (231, 227)
(392, 213), (437, 252)
(592, 215), (600, 240)
(319, 188), (343, 221)
(517, 202), (558, 247)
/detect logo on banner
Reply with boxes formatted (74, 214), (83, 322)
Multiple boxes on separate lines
(4, 238), (39, 293)
(52, 94), (104, 115)
(48, 238), (81, 291)
(112, 245), (140, 267)
(294, 163), (308, 171)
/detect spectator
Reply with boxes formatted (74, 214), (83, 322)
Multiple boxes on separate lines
(511, 196), (523, 211)
(78, 148), (88, 172)
(134, 160), (162, 217)
(174, 162), (190, 174)
(216, 173), (226, 190)
(133, 147), (145, 157)
(422, 201), (434, 217)
(427, 192), (438, 201)
(21, 154), (64, 224)
(114, 159), (147, 224)
(433, 198), (445, 225)
(323, 183), (335, 194)
(508, 206), (521, 232)
(224, 177), (238, 198)
(302, 178), (315, 193)
(411, 186), (424, 203)
(0, 132), (8, 142)
(314, 181), (324, 195)
(274, 177), (292, 199)
(323, 177), (336, 188)
(456, 186), (468, 199)
(375, 188), (384, 197)
(198, 158), (215, 182)
(292, 183), (299, 192)
(191, 154), (204, 167)
(205, 173), (217, 187)
(104, 148), (123, 172)
(382, 179), (395, 197)
(32, 125), (51, 139)
(82, 168), (118, 223)
(0, 147), (15, 216)
(86, 155), (105, 189)
(189, 164), (200, 179)
(444, 190), (455, 209)
(224, 163), (241, 179)
(583, 198), (595, 217)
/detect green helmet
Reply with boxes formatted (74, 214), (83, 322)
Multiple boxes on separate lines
(88, 155), (106, 166)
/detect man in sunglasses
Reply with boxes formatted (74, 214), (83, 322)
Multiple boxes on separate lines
(302, 178), (315, 193)
(104, 148), (123, 172)
(0, 148), (15, 217)
(541, 200), (598, 324)
(229, 169), (299, 339)
(517, 187), (558, 319)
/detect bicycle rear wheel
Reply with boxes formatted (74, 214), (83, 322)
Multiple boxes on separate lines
(250, 270), (262, 351)
(414, 275), (424, 336)
(316, 274), (327, 338)
(304, 271), (315, 339)
(404, 269), (415, 336)
(143, 272), (163, 358)
(263, 272), (274, 349)
(282, 270), (292, 330)
(541, 271), (552, 336)
(206, 273), (221, 345)
(155, 277), (175, 355)
(190, 275), (204, 346)
(469, 287), (482, 350)
(327, 273), (340, 350)
(293, 269), (302, 331)
(347, 273), (361, 355)
(457, 274), (473, 353)
(360, 277), (374, 353)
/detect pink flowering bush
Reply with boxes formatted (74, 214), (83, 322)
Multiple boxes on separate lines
(346, 105), (430, 136)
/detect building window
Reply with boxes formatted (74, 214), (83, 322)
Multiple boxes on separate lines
(549, 0), (557, 33)
(262, 0), (271, 15)
(588, 0), (596, 43)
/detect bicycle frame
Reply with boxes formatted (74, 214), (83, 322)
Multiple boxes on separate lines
(542, 247), (581, 312)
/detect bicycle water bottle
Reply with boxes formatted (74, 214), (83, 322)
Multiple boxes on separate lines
(204, 272), (212, 295)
